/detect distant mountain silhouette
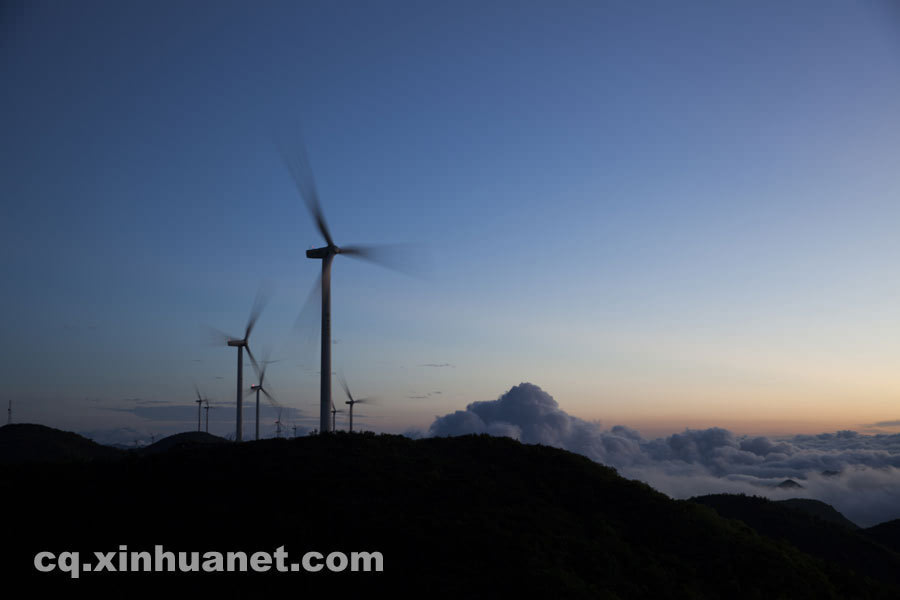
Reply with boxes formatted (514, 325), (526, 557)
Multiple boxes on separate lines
(777, 478), (804, 489)
(0, 423), (123, 463)
(137, 431), (227, 455)
(690, 493), (900, 587)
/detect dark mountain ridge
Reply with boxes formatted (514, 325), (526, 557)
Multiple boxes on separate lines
(1, 428), (898, 597)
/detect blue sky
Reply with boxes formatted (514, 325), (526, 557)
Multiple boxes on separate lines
(2, 0), (900, 440)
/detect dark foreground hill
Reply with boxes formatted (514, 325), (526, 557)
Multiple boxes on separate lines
(0, 423), (124, 463)
(2, 432), (899, 598)
(690, 494), (900, 588)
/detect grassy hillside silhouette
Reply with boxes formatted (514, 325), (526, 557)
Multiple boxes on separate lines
(2, 429), (898, 598)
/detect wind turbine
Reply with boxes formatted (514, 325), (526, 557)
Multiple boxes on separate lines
(203, 399), (215, 434)
(274, 408), (284, 438)
(194, 386), (205, 432)
(248, 357), (279, 441)
(330, 401), (342, 432)
(218, 289), (267, 442)
(338, 374), (372, 433)
(281, 141), (413, 433)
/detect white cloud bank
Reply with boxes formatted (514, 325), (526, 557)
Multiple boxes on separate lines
(427, 382), (900, 527)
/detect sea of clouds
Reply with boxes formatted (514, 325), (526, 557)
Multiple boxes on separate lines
(424, 382), (900, 527)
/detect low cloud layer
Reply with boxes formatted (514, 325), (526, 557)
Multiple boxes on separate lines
(427, 383), (900, 527)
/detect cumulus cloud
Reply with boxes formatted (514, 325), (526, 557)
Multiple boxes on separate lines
(426, 383), (900, 527)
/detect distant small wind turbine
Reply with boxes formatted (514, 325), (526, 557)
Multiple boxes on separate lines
(275, 408), (283, 439)
(330, 401), (342, 432)
(338, 374), (373, 433)
(248, 357), (279, 441)
(203, 399), (215, 433)
(215, 289), (268, 442)
(7, 400), (10, 425)
(194, 386), (205, 432)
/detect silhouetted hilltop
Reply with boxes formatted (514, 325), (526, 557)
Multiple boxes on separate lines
(690, 493), (900, 586)
(137, 431), (228, 455)
(777, 478), (804, 489)
(0, 423), (123, 463)
(2, 433), (898, 598)
(865, 520), (900, 554)
(777, 498), (859, 530)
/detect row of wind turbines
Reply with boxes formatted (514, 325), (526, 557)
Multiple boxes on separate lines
(208, 140), (388, 442)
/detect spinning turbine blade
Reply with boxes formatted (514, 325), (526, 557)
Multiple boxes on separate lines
(207, 325), (237, 346)
(338, 373), (354, 403)
(279, 139), (334, 246)
(245, 345), (261, 379)
(244, 285), (271, 340)
(340, 243), (426, 277)
(261, 388), (280, 407)
(293, 272), (322, 338)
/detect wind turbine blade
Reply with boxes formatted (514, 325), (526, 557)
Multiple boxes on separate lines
(258, 347), (273, 386)
(206, 325), (237, 346)
(278, 138), (334, 246)
(244, 285), (271, 340)
(245, 345), (261, 379)
(293, 272), (322, 340)
(338, 373), (354, 403)
(262, 388), (280, 408)
(195, 385), (202, 402)
(339, 243), (427, 277)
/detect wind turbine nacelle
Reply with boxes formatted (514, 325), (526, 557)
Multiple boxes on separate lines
(306, 246), (336, 259)
(227, 339), (244, 347)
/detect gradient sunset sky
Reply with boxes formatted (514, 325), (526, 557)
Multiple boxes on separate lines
(2, 1), (899, 440)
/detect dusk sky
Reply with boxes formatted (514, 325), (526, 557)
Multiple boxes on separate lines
(3, 1), (900, 442)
